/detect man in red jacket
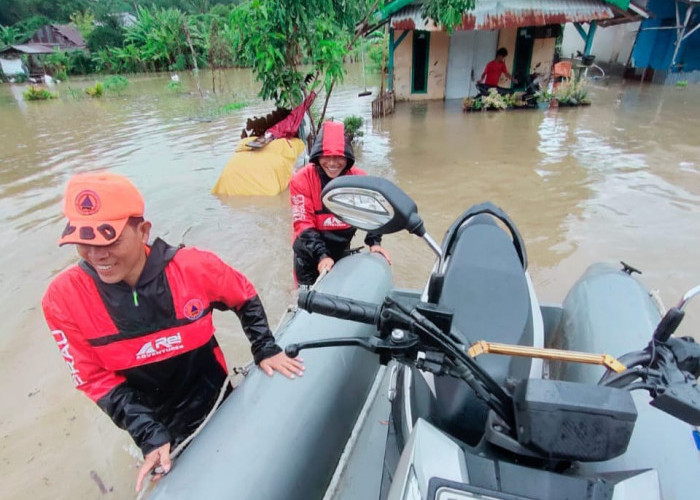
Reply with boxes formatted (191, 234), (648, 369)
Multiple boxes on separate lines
(290, 121), (391, 286)
(42, 172), (304, 492)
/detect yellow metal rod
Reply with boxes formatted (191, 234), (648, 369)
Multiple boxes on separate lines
(467, 341), (627, 373)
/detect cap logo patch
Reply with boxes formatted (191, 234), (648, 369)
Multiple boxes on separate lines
(75, 190), (101, 215)
(184, 298), (205, 320)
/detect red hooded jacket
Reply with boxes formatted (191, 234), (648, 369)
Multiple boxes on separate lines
(290, 121), (381, 262)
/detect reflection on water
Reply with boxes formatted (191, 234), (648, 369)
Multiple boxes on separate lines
(1, 67), (699, 499)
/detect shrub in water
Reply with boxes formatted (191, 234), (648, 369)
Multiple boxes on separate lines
(85, 82), (104, 97)
(103, 75), (130, 94)
(23, 85), (58, 101)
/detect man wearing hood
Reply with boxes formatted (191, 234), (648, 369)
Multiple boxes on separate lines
(290, 120), (391, 286)
(42, 172), (304, 492)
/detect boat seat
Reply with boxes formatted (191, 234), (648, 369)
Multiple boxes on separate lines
(432, 215), (533, 444)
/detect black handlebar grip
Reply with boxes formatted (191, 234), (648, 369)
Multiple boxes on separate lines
(653, 307), (685, 343)
(298, 290), (380, 326)
(285, 345), (300, 358)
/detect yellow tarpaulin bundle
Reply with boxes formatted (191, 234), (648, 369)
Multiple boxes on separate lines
(212, 137), (306, 196)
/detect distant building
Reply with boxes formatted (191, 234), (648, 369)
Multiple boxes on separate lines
(562, 0), (700, 84)
(378, 0), (645, 101)
(0, 24), (86, 81)
(628, 0), (700, 84)
(28, 24), (86, 49)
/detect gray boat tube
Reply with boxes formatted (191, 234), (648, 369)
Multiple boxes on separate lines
(554, 263), (700, 499)
(149, 253), (392, 500)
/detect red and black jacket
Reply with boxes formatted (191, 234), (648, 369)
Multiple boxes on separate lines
(42, 239), (281, 454)
(290, 122), (381, 261)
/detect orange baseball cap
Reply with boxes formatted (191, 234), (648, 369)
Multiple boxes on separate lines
(59, 172), (145, 246)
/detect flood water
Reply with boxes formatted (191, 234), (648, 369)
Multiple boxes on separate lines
(1, 65), (699, 499)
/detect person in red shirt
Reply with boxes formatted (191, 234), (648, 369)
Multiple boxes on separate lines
(479, 47), (515, 89)
(42, 172), (304, 492)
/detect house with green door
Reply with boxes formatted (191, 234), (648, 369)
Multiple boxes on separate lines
(377, 0), (641, 100)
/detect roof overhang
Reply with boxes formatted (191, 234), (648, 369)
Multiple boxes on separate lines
(596, 1), (650, 27)
(389, 0), (618, 31)
(0, 43), (84, 55)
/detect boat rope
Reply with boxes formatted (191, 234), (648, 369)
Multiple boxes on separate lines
(649, 289), (667, 316)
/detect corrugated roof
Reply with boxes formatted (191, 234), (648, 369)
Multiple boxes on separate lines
(390, 0), (615, 31)
(0, 44), (57, 55)
(52, 24), (86, 47)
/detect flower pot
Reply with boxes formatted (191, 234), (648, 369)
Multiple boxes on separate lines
(536, 101), (550, 110)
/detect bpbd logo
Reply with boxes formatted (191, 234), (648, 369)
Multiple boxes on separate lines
(75, 190), (101, 215)
(184, 298), (205, 320)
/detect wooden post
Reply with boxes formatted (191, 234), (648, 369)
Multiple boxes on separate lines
(182, 21), (203, 97)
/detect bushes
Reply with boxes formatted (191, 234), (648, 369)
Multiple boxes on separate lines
(84, 82), (104, 97)
(23, 86), (58, 100)
(343, 115), (364, 141)
(102, 75), (130, 94)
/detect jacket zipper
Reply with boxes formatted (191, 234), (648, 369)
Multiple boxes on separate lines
(132, 289), (139, 307)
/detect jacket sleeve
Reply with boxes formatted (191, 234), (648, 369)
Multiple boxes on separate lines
(96, 385), (172, 455)
(234, 295), (282, 364)
(293, 228), (330, 261)
(290, 171), (329, 261)
(42, 287), (170, 455)
(202, 251), (282, 364)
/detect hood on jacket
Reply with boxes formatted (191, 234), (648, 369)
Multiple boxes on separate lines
(308, 121), (355, 170)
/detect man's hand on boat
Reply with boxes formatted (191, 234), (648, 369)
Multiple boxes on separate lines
(317, 256), (335, 274)
(136, 442), (171, 492)
(259, 351), (305, 379)
(369, 245), (392, 265)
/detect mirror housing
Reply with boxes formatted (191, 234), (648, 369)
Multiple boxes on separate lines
(321, 176), (425, 236)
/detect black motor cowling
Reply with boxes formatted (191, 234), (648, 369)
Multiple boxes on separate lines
(513, 379), (637, 462)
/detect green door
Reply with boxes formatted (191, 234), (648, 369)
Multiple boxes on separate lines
(411, 31), (430, 93)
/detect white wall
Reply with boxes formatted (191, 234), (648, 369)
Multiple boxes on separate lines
(0, 57), (25, 76)
(561, 22), (640, 65)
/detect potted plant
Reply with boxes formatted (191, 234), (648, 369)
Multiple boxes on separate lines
(535, 89), (553, 110)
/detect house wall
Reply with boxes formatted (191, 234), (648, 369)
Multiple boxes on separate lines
(393, 30), (449, 101)
(497, 27), (555, 85)
(531, 38), (556, 83)
(497, 28), (517, 87)
(393, 30), (413, 99)
(561, 22), (639, 65)
(0, 58), (25, 76)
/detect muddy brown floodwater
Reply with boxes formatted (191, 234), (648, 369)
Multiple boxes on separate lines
(1, 66), (699, 499)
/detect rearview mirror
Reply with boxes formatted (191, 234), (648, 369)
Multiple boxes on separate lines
(321, 176), (425, 236)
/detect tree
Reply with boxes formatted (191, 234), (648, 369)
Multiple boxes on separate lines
(69, 9), (95, 38)
(421, 0), (475, 34)
(237, 0), (476, 139)
(237, 0), (378, 139)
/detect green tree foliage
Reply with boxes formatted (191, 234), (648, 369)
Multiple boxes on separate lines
(421, 0), (475, 33)
(0, 24), (23, 47)
(69, 9), (95, 38)
(238, 0), (376, 134)
(42, 49), (70, 80)
(86, 15), (124, 52)
(0, 0), (91, 25)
